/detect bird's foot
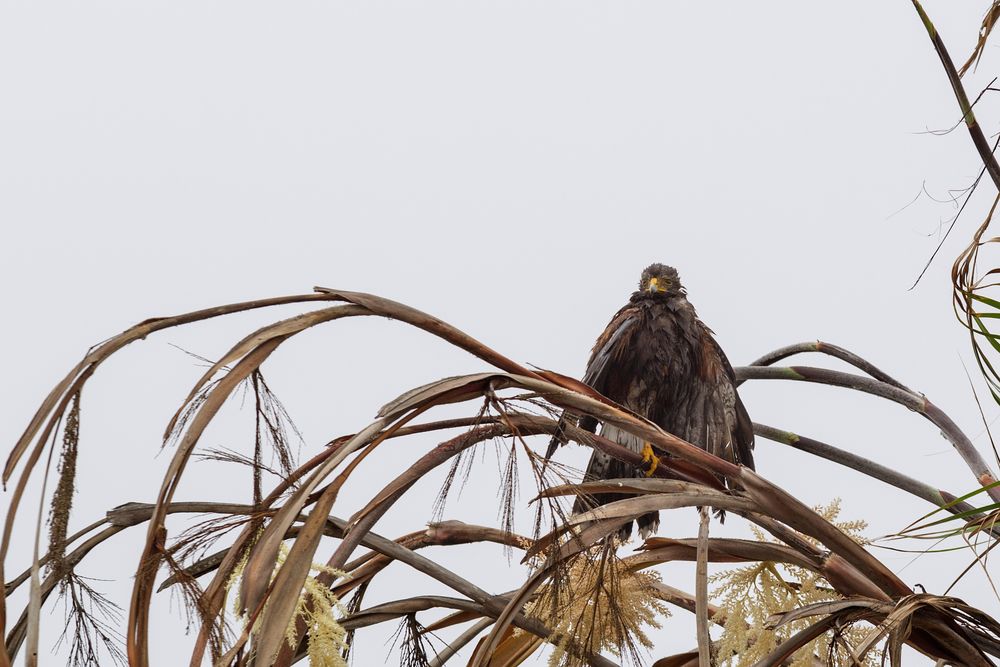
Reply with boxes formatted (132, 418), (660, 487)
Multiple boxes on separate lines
(641, 442), (660, 477)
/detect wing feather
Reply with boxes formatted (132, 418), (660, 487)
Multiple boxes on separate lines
(545, 307), (638, 457)
(693, 329), (755, 470)
(581, 310), (637, 390)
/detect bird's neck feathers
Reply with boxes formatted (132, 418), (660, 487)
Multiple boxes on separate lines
(630, 291), (698, 319)
(630, 290), (689, 306)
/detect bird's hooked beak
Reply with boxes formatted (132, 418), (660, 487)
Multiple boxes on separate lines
(647, 277), (667, 293)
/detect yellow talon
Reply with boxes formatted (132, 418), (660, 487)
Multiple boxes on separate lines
(641, 442), (660, 477)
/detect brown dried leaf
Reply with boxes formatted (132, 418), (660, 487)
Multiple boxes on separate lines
(651, 651), (699, 667)
(466, 625), (543, 667)
(959, 2), (1000, 77)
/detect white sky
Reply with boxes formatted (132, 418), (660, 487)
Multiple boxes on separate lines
(4, 1), (1000, 665)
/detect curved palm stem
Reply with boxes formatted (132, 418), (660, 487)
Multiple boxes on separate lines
(745, 340), (911, 391)
(737, 365), (1000, 505)
(753, 423), (992, 526)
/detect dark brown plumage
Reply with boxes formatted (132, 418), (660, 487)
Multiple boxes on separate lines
(548, 263), (755, 540)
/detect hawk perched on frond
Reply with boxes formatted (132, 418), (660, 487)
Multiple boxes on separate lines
(548, 263), (755, 540)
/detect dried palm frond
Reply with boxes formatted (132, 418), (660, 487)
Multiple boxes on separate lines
(340, 581), (368, 664)
(960, 2), (1000, 77)
(390, 613), (443, 667)
(248, 370), (301, 504)
(54, 573), (127, 667)
(7, 287), (1000, 667)
(197, 447), (292, 484)
(432, 398), (494, 522)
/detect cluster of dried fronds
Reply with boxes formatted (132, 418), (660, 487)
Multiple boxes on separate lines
(8, 6), (1000, 667)
(4, 285), (1000, 667)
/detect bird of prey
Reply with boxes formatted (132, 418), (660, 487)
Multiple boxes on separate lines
(547, 263), (754, 540)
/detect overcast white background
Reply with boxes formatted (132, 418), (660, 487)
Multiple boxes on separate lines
(4, 2), (1000, 665)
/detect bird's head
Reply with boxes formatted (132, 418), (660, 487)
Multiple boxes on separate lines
(638, 263), (683, 297)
